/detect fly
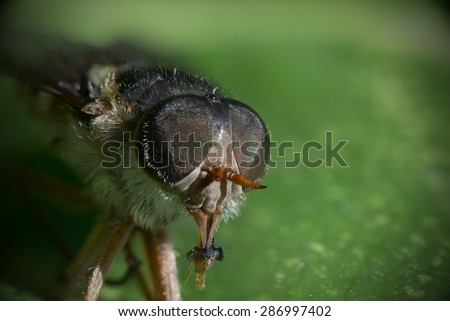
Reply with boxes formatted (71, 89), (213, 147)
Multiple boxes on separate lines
(0, 35), (270, 300)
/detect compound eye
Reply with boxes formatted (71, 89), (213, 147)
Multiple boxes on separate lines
(227, 100), (270, 187)
(136, 95), (213, 186)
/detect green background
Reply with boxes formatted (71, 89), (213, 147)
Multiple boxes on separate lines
(0, 0), (449, 300)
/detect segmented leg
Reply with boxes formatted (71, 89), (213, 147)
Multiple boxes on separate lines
(142, 229), (180, 300)
(83, 215), (135, 300)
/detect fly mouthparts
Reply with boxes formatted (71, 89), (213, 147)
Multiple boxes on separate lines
(201, 165), (267, 190)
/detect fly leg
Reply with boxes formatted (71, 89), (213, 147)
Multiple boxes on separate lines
(141, 229), (180, 300)
(83, 214), (135, 300)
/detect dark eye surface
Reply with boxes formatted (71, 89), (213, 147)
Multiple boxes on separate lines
(227, 100), (270, 185)
(136, 95), (213, 186)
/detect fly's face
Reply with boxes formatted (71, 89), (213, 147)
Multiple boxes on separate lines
(136, 94), (269, 288)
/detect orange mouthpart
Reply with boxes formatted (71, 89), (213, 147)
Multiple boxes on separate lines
(203, 166), (266, 190)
